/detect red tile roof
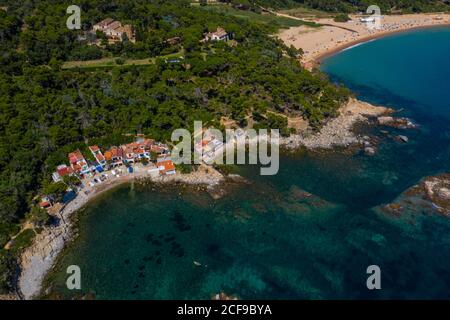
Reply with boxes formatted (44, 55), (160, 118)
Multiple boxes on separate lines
(39, 201), (51, 208)
(104, 147), (124, 162)
(108, 21), (122, 30)
(120, 139), (154, 156)
(110, 146), (124, 158)
(104, 151), (112, 161)
(57, 165), (73, 177)
(157, 160), (175, 173)
(95, 18), (114, 27)
(89, 145), (100, 153)
(95, 154), (105, 162)
(68, 150), (85, 164)
(121, 144), (135, 156)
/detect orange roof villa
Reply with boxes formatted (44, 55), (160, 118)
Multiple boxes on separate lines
(92, 18), (135, 43)
(157, 160), (176, 175)
(156, 156), (176, 175)
(104, 146), (124, 167)
(120, 138), (158, 163)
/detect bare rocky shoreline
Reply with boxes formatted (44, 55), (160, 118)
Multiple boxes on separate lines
(382, 173), (450, 218)
(281, 98), (393, 149)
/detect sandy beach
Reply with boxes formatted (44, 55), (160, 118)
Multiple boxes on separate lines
(277, 13), (450, 69)
(275, 13), (446, 148)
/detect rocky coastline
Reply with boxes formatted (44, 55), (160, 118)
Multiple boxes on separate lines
(282, 98), (394, 150)
(381, 173), (450, 218)
(14, 98), (415, 300)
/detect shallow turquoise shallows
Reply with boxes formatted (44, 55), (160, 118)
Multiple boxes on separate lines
(47, 27), (450, 299)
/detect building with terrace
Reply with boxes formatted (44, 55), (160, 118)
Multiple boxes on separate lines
(92, 18), (135, 43)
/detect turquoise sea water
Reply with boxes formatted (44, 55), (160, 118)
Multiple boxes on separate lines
(45, 27), (450, 299)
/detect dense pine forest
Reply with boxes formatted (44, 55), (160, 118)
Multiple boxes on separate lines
(1, 0), (448, 295)
(0, 0), (353, 294)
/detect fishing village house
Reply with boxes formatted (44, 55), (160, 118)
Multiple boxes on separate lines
(194, 127), (225, 164)
(92, 18), (135, 43)
(121, 143), (137, 163)
(120, 139), (151, 163)
(45, 137), (175, 212)
(104, 146), (124, 167)
(89, 145), (107, 168)
(68, 150), (90, 175)
(112, 138), (171, 167)
(156, 155), (176, 175)
(150, 143), (169, 155)
(52, 164), (73, 183)
(113, 137), (170, 164)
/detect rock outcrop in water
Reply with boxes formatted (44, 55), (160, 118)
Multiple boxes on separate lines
(381, 173), (450, 217)
(409, 174), (450, 214)
(377, 116), (417, 129)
